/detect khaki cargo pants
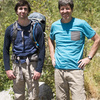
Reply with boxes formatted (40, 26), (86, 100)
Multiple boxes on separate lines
(55, 69), (86, 100)
(13, 59), (39, 100)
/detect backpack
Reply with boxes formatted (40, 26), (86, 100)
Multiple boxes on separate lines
(28, 12), (46, 32)
(12, 12), (46, 50)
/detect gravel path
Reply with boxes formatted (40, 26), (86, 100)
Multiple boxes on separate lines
(0, 87), (13, 100)
(0, 87), (99, 100)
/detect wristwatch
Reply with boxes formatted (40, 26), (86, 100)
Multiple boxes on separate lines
(88, 56), (92, 60)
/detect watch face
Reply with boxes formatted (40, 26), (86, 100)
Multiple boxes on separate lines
(88, 56), (92, 60)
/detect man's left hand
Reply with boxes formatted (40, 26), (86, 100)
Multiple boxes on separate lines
(78, 57), (90, 69)
(33, 70), (41, 80)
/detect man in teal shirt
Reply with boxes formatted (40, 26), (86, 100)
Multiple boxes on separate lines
(48, 0), (100, 100)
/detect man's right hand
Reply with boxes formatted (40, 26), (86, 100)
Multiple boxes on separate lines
(6, 70), (16, 80)
(52, 59), (56, 67)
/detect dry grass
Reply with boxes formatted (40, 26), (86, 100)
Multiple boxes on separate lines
(84, 55), (100, 99)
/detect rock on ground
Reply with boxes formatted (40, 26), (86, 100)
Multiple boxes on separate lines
(0, 87), (13, 100)
(0, 82), (53, 100)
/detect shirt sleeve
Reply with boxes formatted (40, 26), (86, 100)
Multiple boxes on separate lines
(82, 20), (96, 39)
(3, 25), (12, 71)
(35, 24), (45, 73)
(50, 24), (55, 40)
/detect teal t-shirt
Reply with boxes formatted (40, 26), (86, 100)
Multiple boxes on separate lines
(50, 17), (96, 70)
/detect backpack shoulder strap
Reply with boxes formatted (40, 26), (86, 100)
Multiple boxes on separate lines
(12, 21), (18, 42)
(30, 21), (39, 48)
(12, 21), (18, 50)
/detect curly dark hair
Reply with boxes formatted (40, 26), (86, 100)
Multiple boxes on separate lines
(15, 0), (31, 13)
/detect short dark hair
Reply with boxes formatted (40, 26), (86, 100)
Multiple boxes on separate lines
(58, 0), (74, 10)
(15, 0), (31, 13)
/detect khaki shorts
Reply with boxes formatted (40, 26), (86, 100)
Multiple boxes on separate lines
(13, 60), (39, 100)
(55, 69), (86, 100)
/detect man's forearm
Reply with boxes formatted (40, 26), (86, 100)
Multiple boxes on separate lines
(48, 37), (55, 60)
(88, 33), (100, 58)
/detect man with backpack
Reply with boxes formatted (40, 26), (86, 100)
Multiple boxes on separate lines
(48, 0), (100, 100)
(3, 0), (45, 100)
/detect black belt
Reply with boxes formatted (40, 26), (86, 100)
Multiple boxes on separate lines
(19, 54), (33, 59)
(19, 56), (28, 59)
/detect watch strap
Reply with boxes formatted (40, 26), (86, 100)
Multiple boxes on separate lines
(88, 56), (92, 60)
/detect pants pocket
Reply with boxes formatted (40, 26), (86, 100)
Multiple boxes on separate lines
(29, 54), (38, 62)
